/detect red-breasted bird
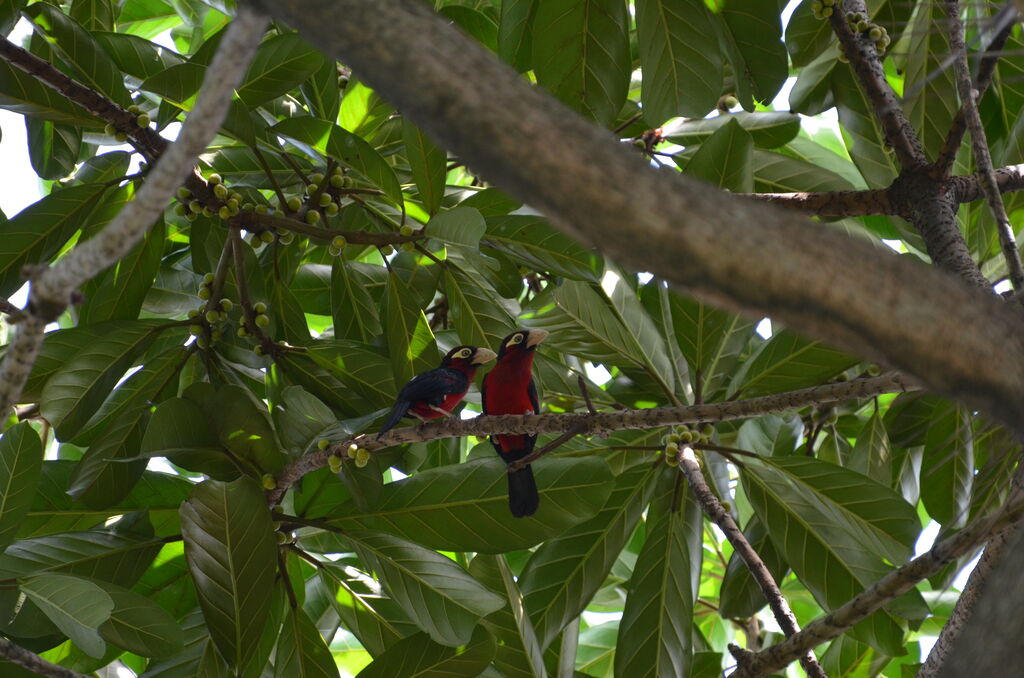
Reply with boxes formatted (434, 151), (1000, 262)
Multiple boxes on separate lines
(482, 329), (549, 518)
(378, 345), (496, 438)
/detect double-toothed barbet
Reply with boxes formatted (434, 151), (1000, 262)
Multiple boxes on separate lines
(482, 329), (549, 517)
(378, 345), (496, 437)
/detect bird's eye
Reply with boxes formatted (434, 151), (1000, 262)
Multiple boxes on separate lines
(457, 348), (472, 358)
(509, 334), (524, 345)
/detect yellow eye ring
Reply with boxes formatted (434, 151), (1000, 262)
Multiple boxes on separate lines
(457, 348), (472, 358)
(509, 334), (524, 345)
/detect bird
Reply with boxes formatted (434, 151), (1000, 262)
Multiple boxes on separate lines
(377, 345), (496, 438)
(481, 328), (549, 518)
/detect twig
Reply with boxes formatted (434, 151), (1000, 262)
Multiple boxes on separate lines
(0, 637), (89, 678)
(729, 493), (1024, 678)
(0, 296), (20, 317)
(506, 428), (583, 473)
(744, 189), (895, 216)
(943, 0), (1024, 291)
(678, 446), (826, 678)
(229, 228), (273, 350)
(578, 375), (597, 415)
(269, 372), (915, 503)
(0, 8), (268, 419)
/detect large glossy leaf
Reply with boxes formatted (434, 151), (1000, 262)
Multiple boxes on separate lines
(94, 31), (185, 81)
(520, 463), (658, 649)
(614, 468), (702, 678)
(274, 604), (339, 678)
(0, 531), (162, 583)
(667, 291), (756, 400)
(180, 478), (277, 671)
(443, 264), (517, 351)
(272, 117), (402, 205)
(236, 32), (323, 106)
(70, 0), (115, 32)
(21, 573), (113, 657)
(485, 215), (603, 281)
(753, 149), (856, 194)
(93, 579), (184, 658)
(26, 118), (81, 181)
(330, 259), (381, 344)
(525, 279), (675, 397)
(849, 410), (892, 486)
(636, 0), (722, 123)
(667, 112), (801, 149)
(832, 65), (898, 189)
(24, 3), (131, 106)
(66, 408), (147, 509)
(78, 220), (166, 325)
(330, 456), (613, 553)
(403, 119), (446, 216)
(784, 0), (835, 67)
(0, 183), (114, 297)
(683, 118), (754, 192)
(40, 319), (169, 440)
(300, 56), (341, 122)
(382, 271), (437, 389)
(354, 626), (496, 678)
(531, 0), (630, 127)
(728, 330), (858, 399)
(921, 404), (974, 529)
(426, 207), (485, 249)
(741, 457), (924, 654)
(348, 530), (504, 646)
(0, 57), (102, 127)
(0, 423), (42, 552)
(306, 341), (397, 410)
(902, 1), (958, 159)
(317, 563), (415, 656)
(720, 0), (787, 104)
(139, 396), (237, 479)
(498, 0), (537, 71)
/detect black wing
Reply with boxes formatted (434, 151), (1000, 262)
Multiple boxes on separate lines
(527, 379), (539, 415)
(397, 367), (469, 407)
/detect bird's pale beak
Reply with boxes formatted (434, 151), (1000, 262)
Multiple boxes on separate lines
(526, 329), (549, 348)
(472, 347), (497, 365)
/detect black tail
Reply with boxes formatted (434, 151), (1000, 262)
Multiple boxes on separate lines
(377, 400), (410, 439)
(508, 465), (539, 518)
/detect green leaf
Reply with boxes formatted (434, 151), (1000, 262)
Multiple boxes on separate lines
(66, 409), (146, 509)
(784, 0), (835, 67)
(23, 3), (131, 106)
(94, 31), (185, 81)
(72, 150), (132, 186)
(330, 457), (613, 553)
(21, 573), (113, 657)
(316, 564), (414, 656)
(683, 118), (754, 192)
(237, 32), (323, 106)
(0, 183), (114, 297)
(79, 219), (166, 325)
(667, 291), (756, 400)
(531, 0), (630, 127)
(402, 119), (446, 216)
(354, 627), (496, 678)
(520, 464), (658, 649)
(921, 405), (973, 529)
(0, 57), (102, 128)
(484, 215), (603, 282)
(525, 279), (675, 398)
(139, 397), (237, 479)
(26, 119), (81, 181)
(331, 258), (383, 344)
(70, 0), (115, 31)
(0, 0), (27, 36)
(443, 264), (517, 351)
(382, 271), (437, 389)
(186, 384), (287, 474)
(274, 604), (340, 678)
(728, 330), (858, 399)
(427, 207), (486, 249)
(850, 410), (892, 486)
(753, 148), (856, 194)
(180, 478), (277, 671)
(440, 6), (498, 52)
(348, 530), (504, 646)
(576, 620), (617, 677)
(498, 0), (537, 71)
(0, 423), (43, 551)
(636, 0), (723, 123)
(94, 579), (184, 657)
(614, 469), (702, 678)
(0, 531), (162, 581)
(720, 0), (787, 103)
(300, 56), (341, 122)
(272, 117), (403, 205)
(832, 65), (898, 189)
(667, 112), (801, 149)
(40, 320), (170, 440)
(903, 1), (958, 159)
(306, 341), (397, 410)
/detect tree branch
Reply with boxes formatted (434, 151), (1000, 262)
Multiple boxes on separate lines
(743, 188), (894, 217)
(251, 0), (1024, 435)
(0, 8), (268, 418)
(728, 493), (1024, 678)
(267, 372), (915, 503)
(951, 163), (1024, 203)
(0, 637), (89, 678)
(943, 0), (1024, 291)
(678, 447), (826, 678)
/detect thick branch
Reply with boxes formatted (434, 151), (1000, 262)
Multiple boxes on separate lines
(254, 0), (1024, 433)
(678, 447), (826, 678)
(826, 0), (926, 168)
(0, 637), (88, 678)
(744, 188), (894, 216)
(268, 373), (914, 503)
(944, 0), (1024, 290)
(0, 9), (268, 417)
(951, 163), (1024, 203)
(728, 494), (1024, 678)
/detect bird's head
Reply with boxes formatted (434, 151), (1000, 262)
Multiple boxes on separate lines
(441, 345), (497, 370)
(496, 329), (549, 360)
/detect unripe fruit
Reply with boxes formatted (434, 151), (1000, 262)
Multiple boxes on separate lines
(177, 187), (192, 200)
(275, 531), (289, 544)
(821, 7), (832, 17)
(261, 230), (276, 243)
(305, 210), (321, 224)
(203, 273), (216, 285)
(700, 424), (714, 437)
(255, 204), (269, 214)
(347, 443), (359, 456)
(401, 241), (415, 252)
(262, 474), (276, 490)
(237, 326), (248, 337)
(309, 172), (325, 185)
(330, 173), (345, 188)
(665, 452), (680, 467)
(198, 287), (211, 300)
(189, 200), (203, 214)
(328, 455), (343, 473)
(286, 196), (302, 212)
(317, 438), (330, 450)
(332, 235), (347, 248)
(230, 191), (242, 203)
(250, 234), (262, 247)
(196, 335), (209, 349)
(869, 26), (882, 40)
(128, 104), (142, 114)
(104, 123), (117, 136)
(213, 183), (228, 199)
(328, 245), (341, 257)
(665, 441), (680, 455)
(306, 183), (319, 195)
(220, 298), (233, 312)
(218, 206), (231, 220)
(380, 245), (394, 256)
(174, 204), (187, 216)
(189, 324), (203, 336)
(202, 207), (213, 217)
(205, 310), (219, 324)
(253, 345), (264, 356)
(255, 314), (270, 328)
(280, 232), (295, 244)
(254, 302), (267, 314)
(187, 308), (200, 319)
(208, 173), (222, 185)
(136, 114), (151, 127)
(354, 448), (370, 468)
(242, 202), (254, 212)
(400, 224), (414, 236)
(319, 192), (333, 207)
(114, 132), (127, 142)
(324, 203), (339, 217)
